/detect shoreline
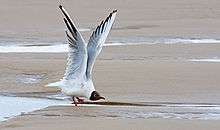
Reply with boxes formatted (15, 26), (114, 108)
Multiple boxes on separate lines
(1, 43), (220, 126)
(2, 93), (220, 122)
(1, 0), (220, 129)
(1, 105), (220, 130)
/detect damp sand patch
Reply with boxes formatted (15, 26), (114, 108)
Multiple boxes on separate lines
(16, 73), (46, 84)
(1, 95), (220, 122)
(34, 101), (220, 120)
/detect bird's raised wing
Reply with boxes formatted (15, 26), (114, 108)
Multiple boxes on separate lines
(86, 10), (117, 78)
(59, 5), (87, 80)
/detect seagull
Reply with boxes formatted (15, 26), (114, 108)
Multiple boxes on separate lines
(47, 5), (117, 106)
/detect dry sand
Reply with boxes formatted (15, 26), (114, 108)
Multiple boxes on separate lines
(1, 0), (220, 129)
(0, 0), (220, 42)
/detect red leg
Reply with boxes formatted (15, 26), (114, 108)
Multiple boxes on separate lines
(76, 97), (84, 103)
(72, 96), (78, 106)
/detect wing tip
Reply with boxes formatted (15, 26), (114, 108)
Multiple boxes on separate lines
(113, 9), (118, 13)
(59, 4), (63, 9)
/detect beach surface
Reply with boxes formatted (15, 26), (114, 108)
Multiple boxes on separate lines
(1, 0), (220, 42)
(1, 44), (220, 129)
(1, 0), (220, 129)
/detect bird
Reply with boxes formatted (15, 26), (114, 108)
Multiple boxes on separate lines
(47, 5), (117, 106)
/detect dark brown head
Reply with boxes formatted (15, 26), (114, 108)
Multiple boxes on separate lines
(89, 91), (105, 101)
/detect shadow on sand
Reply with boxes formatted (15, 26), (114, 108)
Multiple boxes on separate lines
(79, 101), (220, 108)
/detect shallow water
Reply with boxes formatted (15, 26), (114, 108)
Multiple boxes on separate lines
(0, 37), (220, 53)
(190, 59), (220, 63)
(1, 94), (220, 121)
(0, 95), (70, 121)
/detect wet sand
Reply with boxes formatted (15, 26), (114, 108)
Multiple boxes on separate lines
(1, 44), (220, 101)
(1, 0), (220, 129)
(1, 44), (220, 129)
(1, 105), (220, 130)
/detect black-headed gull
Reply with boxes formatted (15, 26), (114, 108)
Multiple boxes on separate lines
(47, 5), (117, 106)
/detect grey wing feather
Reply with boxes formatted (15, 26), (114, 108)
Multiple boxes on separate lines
(59, 5), (87, 80)
(86, 10), (117, 78)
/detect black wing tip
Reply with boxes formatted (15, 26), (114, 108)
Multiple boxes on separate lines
(109, 10), (117, 17)
(59, 5), (63, 9)
(113, 9), (117, 13)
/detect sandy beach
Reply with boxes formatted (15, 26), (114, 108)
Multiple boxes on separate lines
(1, 0), (220, 42)
(1, 44), (220, 129)
(1, 0), (220, 129)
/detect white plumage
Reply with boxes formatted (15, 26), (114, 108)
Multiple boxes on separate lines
(47, 5), (117, 103)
